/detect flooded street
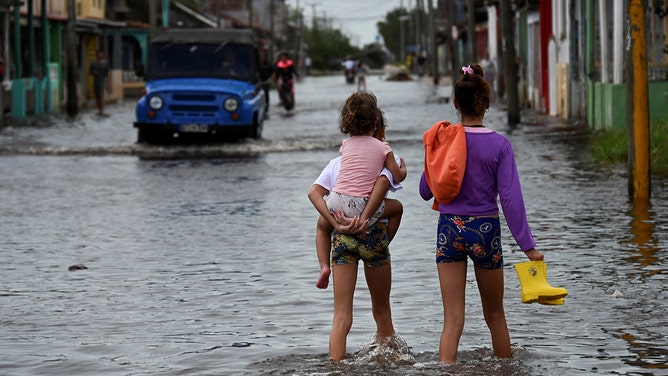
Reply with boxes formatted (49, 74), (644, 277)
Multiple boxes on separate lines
(0, 74), (666, 375)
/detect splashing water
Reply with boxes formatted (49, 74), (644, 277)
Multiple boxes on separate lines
(348, 334), (416, 366)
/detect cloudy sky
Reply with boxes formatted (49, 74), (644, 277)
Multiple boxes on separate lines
(285, 0), (406, 47)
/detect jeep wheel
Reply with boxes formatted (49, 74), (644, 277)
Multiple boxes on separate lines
(137, 128), (163, 144)
(137, 128), (149, 144)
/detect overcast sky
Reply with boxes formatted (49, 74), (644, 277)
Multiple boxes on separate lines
(285, 0), (405, 47)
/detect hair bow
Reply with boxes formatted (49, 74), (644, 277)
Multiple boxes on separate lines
(461, 65), (473, 75)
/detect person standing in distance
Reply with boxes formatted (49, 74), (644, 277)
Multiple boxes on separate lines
(356, 60), (370, 91)
(89, 49), (110, 116)
(419, 64), (545, 364)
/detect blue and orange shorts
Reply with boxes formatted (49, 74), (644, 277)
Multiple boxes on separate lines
(436, 214), (503, 269)
(331, 222), (390, 267)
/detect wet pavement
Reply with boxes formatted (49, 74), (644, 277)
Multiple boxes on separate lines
(0, 74), (666, 375)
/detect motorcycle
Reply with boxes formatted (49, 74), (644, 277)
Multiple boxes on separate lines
(344, 67), (355, 84)
(278, 78), (294, 111)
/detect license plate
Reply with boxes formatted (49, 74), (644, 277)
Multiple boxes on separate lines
(181, 124), (209, 133)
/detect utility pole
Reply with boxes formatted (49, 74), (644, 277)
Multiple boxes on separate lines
(65, 0), (77, 116)
(627, 0), (650, 199)
(427, 0), (437, 83)
(499, 0), (519, 125)
(466, 0), (476, 63)
(149, 0), (157, 40)
(248, 0), (253, 28)
(416, 0), (424, 49)
(399, 14), (409, 64)
(215, 0), (220, 28)
(447, 0), (457, 85)
(269, 0), (274, 61)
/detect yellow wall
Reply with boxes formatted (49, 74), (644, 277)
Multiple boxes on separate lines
(76, 0), (105, 19)
(556, 63), (569, 120)
(18, 0), (106, 21)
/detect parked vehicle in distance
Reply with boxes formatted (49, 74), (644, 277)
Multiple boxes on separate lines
(134, 28), (266, 144)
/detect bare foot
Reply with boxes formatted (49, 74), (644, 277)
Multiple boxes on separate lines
(316, 266), (331, 289)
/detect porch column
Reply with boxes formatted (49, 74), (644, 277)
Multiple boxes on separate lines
(613, 0), (623, 83)
(599, 0), (608, 83)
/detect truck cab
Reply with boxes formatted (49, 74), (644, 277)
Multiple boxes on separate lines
(134, 29), (266, 144)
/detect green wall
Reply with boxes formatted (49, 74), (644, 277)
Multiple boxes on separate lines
(589, 80), (668, 129)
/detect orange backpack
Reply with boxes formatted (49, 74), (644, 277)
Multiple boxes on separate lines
(423, 121), (467, 210)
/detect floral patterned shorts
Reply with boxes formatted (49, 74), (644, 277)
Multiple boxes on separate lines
(436, 214), (503, 269)
(331, 221), (390, 267)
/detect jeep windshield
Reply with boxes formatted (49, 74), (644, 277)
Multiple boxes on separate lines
(147, 42), (257, 82)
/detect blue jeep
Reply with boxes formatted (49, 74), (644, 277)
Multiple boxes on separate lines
(134, 29), (266, 144)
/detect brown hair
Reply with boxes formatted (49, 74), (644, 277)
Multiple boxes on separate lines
(339, 91), (380, 136)
(453, 64), (491, 118)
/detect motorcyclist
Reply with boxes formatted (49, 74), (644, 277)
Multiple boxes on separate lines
(275, 52), (299, 107)
(342, 56), (355, 84)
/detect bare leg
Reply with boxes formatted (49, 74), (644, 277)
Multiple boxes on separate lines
(359, 176), (390, 224)
(329, 263), (358, 362)
(315, 216), (333, 289)
(382, 198), (403, 242)
(364, 262), (394, 343)
(359, 177), (402, 241)
(475, 266), (512, 359)
(96, 95), (103, 114)
(437, 261), (467, 364)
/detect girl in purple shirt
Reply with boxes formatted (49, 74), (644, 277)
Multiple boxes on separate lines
(420, 64), (544, 364)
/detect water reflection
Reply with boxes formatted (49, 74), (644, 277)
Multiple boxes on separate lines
(609, 197), (667, 371)
(625, 198), (660, 269)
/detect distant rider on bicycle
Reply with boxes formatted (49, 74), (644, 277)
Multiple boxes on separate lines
(275, 52), (299, 107)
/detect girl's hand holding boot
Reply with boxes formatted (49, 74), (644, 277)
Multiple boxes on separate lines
(524, 248), (544, 261)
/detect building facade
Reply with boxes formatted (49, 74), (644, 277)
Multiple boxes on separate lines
(0, 0), (287, 121)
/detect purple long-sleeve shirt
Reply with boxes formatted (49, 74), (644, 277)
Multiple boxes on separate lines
(419, 127), (536, 251)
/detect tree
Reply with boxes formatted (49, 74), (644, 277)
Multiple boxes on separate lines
(359, 43), (389, 69)
(377, 8), (408, 63)
(282, 3), (359, 71)
(302, 27), (359, 70)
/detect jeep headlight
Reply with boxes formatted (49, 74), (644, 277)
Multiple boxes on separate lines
(148, 95), (163, 110)
(224, 97), (239, 112)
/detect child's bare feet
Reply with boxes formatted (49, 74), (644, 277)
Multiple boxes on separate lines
(316, 265), (331, 289)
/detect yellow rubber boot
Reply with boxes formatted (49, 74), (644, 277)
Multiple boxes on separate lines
(514, 261), (568, 304)
(537, 297), (565, 305)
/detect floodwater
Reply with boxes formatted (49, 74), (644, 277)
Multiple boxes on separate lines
(0, 74), (666, 376)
